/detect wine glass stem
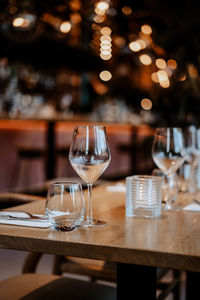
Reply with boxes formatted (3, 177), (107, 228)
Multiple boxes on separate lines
(189, 164), (197, 193)
(87, 183), (93, 223)
(164, 174), (173, 209)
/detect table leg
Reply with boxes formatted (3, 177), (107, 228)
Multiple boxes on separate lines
(186, 271), (200, 299)
(117, 263), (157, 300)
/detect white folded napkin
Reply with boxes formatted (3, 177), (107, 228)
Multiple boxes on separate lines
(106, 183), (126, 192)
(0, 211), (50, 228)
(183, 204), (200, 212)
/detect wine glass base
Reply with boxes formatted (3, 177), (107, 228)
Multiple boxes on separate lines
(83, 219), (106, 228)
(162, 203), (182, 211)
(162, 203), (172, 210)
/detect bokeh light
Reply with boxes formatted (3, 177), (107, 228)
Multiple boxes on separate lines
(155, 58), (166, 69)
(167, 59), (177, 69)
(141, 98), (152, 110)
(122, 6), (132, 15)
(99, 70), (112, 81)
(139, 54), (152, 65)
(100, 26), (112, 35)
(60, 21), (71, 33)
(13, 17), (25, 27)
(141, 24), (152, 35)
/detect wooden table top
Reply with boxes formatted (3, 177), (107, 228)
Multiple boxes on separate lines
(0, 183), (199, 272)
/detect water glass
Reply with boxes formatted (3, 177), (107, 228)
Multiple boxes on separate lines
(126, 175), (162, 218)
(45, 181), (85, 231)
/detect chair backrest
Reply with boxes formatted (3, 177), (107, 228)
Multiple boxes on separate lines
(0, 193), (45, 209)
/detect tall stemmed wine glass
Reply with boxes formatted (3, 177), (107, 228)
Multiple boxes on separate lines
(69, 125), (111, 227)
(152, 127), (185, 210)
(183, 125), (200, 193)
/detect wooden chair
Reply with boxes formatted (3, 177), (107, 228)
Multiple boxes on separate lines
(55, 146), (71, 177)
(0, 273), (116, 300)
(0, 192), (44, 209)
(22, 252), (182, 300)
(10, 147), (46, 191)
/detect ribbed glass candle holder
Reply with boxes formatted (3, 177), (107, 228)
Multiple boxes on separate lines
(126, 175), (162, 218)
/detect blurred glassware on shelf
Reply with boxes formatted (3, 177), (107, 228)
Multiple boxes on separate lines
(37, 102), (56, 118)
(9, 94), (45, 118)
(196, 127), (200, 191)
(92, 97), (155, 125)
(178, 162), (192, 193)
(182, 125), (200, 193)
(184, 125), (200, 165)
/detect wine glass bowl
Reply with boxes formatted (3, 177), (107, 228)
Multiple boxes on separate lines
(152, 127), (185, 209)
(152, 128), (185, 175)
(69, 125), (111, 227)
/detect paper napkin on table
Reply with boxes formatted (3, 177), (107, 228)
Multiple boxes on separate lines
(0, 211), (50, 228)
(106, 183), (126, 192)
(183, 204), (200, 212)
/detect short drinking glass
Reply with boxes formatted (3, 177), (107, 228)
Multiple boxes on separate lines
(45, 181), (85, 231)
(126, 175), (162, 218)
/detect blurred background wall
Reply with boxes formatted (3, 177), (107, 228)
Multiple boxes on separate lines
(0, 0), (200, 192)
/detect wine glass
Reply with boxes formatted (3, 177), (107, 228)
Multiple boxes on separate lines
(182, 125), (200, 193)
(152, 127), (185, 210)
(69, 125), (111, 227)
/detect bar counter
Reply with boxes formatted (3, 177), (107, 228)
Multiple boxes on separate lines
(0, 118), (154, 191)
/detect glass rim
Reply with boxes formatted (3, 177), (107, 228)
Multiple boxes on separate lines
(48, 180), (82, 186)
(126, 175), (162, 182)
(74, 125), (106, 129)
(155, 127), (182, 130)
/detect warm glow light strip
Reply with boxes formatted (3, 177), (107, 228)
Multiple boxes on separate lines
(100, 28), (112, 60)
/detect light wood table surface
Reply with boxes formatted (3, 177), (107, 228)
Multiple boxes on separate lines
(0, 182), (200, 299)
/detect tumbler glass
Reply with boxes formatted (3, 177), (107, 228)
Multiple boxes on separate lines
(126, 175), (162, 218)
(45, 181), (85, 231)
